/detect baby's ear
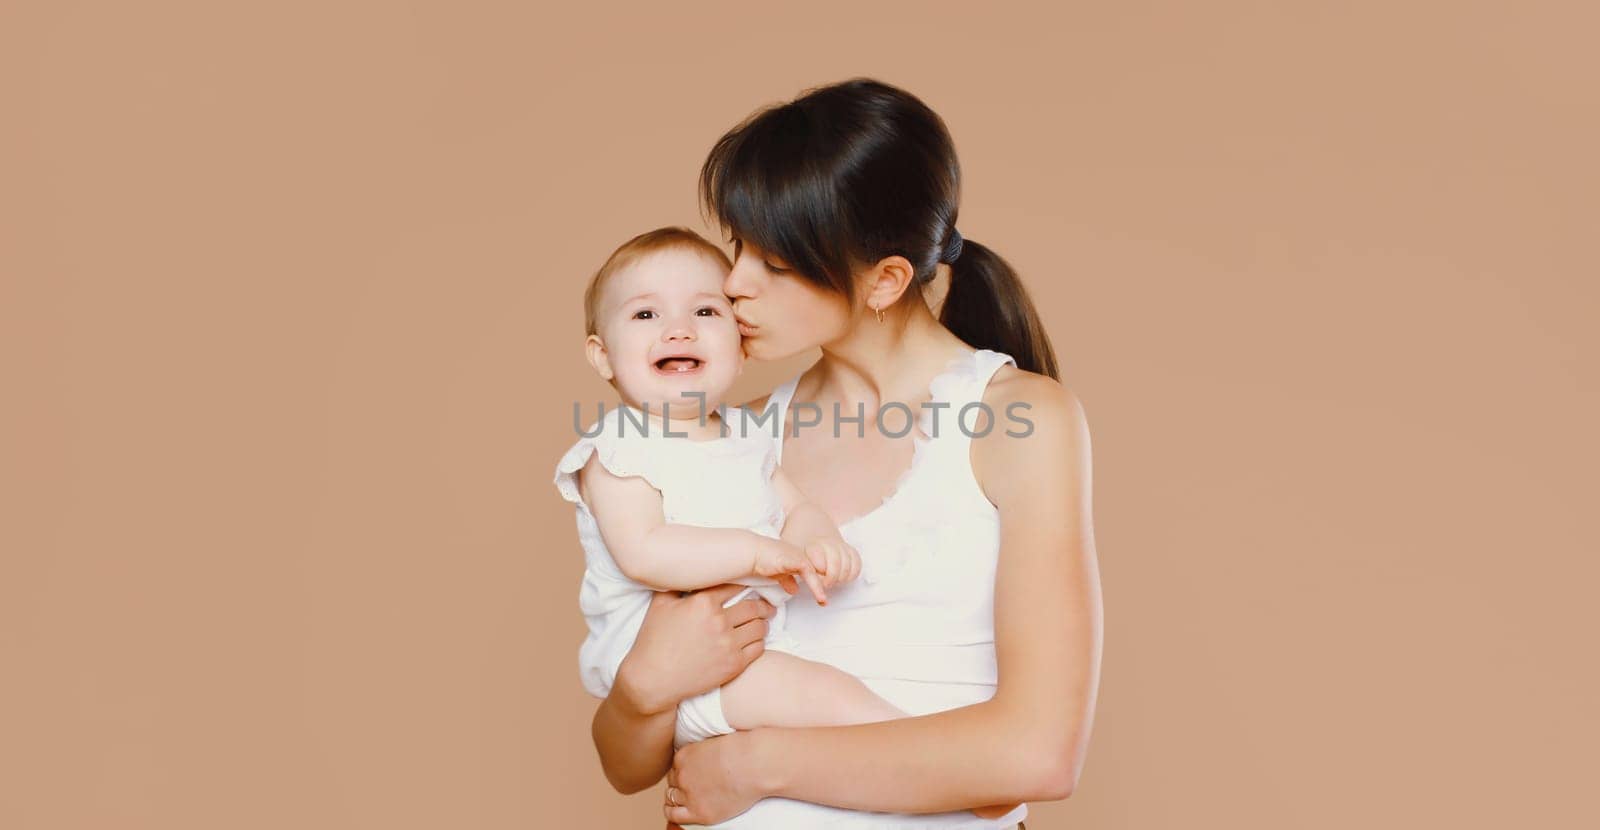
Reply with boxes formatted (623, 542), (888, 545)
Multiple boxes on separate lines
(584, 334), (614, 381)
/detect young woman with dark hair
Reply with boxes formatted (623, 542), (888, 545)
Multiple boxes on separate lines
(588, 78), (1102, 829)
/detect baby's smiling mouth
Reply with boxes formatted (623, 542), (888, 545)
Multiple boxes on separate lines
(653, 356), (704, 374)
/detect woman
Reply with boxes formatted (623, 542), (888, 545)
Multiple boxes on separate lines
(589, 78), (1102, 828)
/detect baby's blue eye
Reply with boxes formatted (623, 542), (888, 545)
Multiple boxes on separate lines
(632, 309), (656, 320)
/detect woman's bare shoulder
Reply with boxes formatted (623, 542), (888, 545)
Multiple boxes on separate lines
(974, 365), (1091, 483)
(983, 365), (1085, 428)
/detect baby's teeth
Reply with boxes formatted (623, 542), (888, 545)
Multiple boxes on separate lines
(657, 358), (699, 373)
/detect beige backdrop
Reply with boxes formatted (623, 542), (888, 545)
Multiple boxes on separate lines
(3, 1), (1595, 828)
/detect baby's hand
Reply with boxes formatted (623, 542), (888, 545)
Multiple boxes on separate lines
(804, 537), (862, 593)
(752, 539), (828, 604)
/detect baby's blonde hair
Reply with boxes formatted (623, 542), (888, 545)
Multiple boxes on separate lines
(585, 227), (733, 337)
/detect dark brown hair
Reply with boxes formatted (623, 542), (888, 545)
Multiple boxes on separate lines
(699, 78), (1059, 379)
(584, 226), (732, 337)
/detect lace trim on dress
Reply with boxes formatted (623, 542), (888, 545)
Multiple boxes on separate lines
(844, 348), (1012, 584)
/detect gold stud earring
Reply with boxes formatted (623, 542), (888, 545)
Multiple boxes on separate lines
(873, 304), (884, 323)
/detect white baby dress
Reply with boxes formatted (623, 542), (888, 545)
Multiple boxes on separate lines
(553, 403), (800, 745)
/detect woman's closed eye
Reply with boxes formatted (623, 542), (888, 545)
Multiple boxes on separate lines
(732, 238), (790, 274)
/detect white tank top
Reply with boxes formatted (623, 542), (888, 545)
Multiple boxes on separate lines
(694, 348), (1028, 830)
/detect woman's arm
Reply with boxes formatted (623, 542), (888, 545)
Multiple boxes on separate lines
(666, 374), (1102, 822)
(591, 661), (677, 794)
(591, 584), (777, 793)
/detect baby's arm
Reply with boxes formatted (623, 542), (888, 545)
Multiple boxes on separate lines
(576, 454), (821, 595)
(770, 468), (862, 594)
(770, 467), (843, 546)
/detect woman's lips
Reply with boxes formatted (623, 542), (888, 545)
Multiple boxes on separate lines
(736, 318), (759, 337)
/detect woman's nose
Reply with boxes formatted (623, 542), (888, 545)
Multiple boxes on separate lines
(724, 256), (759, 298)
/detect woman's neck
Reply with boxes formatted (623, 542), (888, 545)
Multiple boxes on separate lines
(810, 296), (974, 409)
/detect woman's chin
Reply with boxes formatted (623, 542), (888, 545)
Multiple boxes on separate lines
(741, 337), (803, 363)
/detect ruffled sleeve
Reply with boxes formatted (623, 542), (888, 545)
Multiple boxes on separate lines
(552, 407), (663, 507)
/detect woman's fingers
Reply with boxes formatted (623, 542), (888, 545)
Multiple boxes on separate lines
(664, 753), (684, 820)
(723, 596), (773, 629)
(732, 616), (768, 647)
(738, 637), (764, 668)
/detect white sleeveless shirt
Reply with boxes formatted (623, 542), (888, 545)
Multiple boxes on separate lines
(696, 348), (1028, 830)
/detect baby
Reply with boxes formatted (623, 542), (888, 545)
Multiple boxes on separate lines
(554, 226), (905, 747)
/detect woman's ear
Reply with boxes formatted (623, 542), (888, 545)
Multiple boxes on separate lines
(862, 255), (917, 313)
(584, 334), (614, 381)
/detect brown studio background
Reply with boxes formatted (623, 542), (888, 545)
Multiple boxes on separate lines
(2, 1), (1595, 828)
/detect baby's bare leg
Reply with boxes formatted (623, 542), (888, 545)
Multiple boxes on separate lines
(719, 651), (903, 730)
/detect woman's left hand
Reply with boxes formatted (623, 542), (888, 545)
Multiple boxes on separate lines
(664, 731), (765, 826)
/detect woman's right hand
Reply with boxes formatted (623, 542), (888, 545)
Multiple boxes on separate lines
(613, 583), (776, 716)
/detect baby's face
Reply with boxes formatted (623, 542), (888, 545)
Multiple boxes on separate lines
(588, 248), (742, 416)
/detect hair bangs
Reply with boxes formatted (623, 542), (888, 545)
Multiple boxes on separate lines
(699, 106), (856, 297)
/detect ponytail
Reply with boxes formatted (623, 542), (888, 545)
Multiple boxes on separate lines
(940, 238), (1060, 380)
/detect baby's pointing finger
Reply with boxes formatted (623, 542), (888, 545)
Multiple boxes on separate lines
(802, 564), (828, 606)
